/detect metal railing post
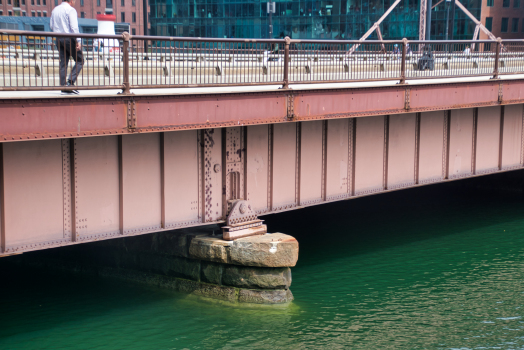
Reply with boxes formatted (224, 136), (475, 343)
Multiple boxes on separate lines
(399, 38), (407, 84)
(282, 37), (290, 89)
(121, 31), (132, 94)
(492, 37), (501, 79)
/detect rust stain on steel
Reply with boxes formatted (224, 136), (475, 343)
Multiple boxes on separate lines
(293, 87), (406, 120)
(135, 94), (288, 129)
(408, 82), (500, 111)
(0, 99), (128, 141)
(502, 80), (524, 102)
(1, 80), (524, 142)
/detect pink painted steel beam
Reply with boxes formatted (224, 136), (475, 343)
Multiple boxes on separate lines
(1, 104), (524, 257)
(0, 99), (129, 141)
(0, 80), (523, 142)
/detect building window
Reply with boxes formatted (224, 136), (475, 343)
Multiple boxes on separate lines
(512, 18), (519, 32)
(503, 0), (510, 6)
(121, 12), (125, 22)
(501, 17), (509, 32)
(132, 28), (136, 35)
(81, 11), (85, 18)
(21, 0), (25, 5)
(132, 12), (136, 22)
(515, 0), (521, 6)
(0, 11), (3, 15)
(43, 11), (47, 17)
(37, 10), (41, 16)
(42, 0), (45, 5)
(37, 0), (40, 5)
(80, 0), (83, 6)
(7, 0), (11, 4)
(97, 0), (100, 5)
(487, 0), (494, 5)
(22, 10), (26, 15)
(31, 0), (34, 4)
(8, 10), (13, 16)
(522, 19), (524, 32)
(31, 10), (35, 16)
(132, 0), (135, 5)
(485, 17), (493, 31)
(121, 0), (124, 5)
(55, 0), (57, 5)
(97, 11), (101, 14)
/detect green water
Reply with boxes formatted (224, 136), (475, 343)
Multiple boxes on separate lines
(1, 179), (524, 349)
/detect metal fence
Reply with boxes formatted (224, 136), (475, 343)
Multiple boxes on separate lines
(0, 29), (522, 93)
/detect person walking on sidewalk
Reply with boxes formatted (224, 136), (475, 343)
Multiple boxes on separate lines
(50, 0), (83, 95)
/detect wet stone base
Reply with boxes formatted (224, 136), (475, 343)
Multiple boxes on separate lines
(99, 267), (294, 304)
(8, 227), (299, 304)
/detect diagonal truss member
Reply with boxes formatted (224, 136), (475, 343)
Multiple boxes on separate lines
(348, 0), (502, 54)
(347, 0), (402, 54)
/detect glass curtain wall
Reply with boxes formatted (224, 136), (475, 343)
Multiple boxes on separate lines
(149, 0), (481, 40)
(429, 0), (482, 40)
(149, 0), (421, 40)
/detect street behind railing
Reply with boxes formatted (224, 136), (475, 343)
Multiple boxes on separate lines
(1, 30), (523, 93)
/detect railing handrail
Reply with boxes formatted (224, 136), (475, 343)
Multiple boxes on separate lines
(0, 29), (508, 45)
(1, 29), (521, 93)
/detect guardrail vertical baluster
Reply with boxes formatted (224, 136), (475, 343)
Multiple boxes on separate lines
(122, 31), (131, 94)
(282, 37), (290, 89)
(399, 38), (407, 84)
(492, 38), (501, 80)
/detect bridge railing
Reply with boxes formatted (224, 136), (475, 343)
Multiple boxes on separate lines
(0, 29), (522, 93)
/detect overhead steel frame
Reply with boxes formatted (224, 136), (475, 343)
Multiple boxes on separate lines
(348, 0), (498, 50)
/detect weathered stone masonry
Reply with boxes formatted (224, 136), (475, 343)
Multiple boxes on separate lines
(11, 227), (299, 304)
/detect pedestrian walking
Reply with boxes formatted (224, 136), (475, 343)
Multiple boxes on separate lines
(50, 0), (83, 95)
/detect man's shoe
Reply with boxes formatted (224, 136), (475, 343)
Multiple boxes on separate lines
(61, 89), (79, 95)
(65, 80), (79, 94)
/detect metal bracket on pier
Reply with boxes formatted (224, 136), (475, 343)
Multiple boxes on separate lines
(404, 87), (411, 110)
(222, 199), (267, 241)
(286, 93), (296, 121)
(127, 100), (137, 130)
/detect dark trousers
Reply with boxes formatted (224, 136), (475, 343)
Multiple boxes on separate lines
(57, 38), (84, 86)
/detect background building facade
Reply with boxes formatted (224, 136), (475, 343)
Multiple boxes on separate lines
(148, 0), (488, 40)
(429, 0), (482, 40)
(0, 0), (53, 19)
(479, 0), (524, 39)
(0, 15), (130, 33)
(1, 0), (524, 40)
(150, 0), (420, 39)
(0, 0), (148, 35)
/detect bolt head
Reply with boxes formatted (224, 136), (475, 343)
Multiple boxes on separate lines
(239, 203), (247, 214)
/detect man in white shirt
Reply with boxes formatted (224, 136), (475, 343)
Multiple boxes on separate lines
(50, 0), (83, 94)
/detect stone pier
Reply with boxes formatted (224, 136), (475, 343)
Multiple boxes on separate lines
(10, 228), (299, 304)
